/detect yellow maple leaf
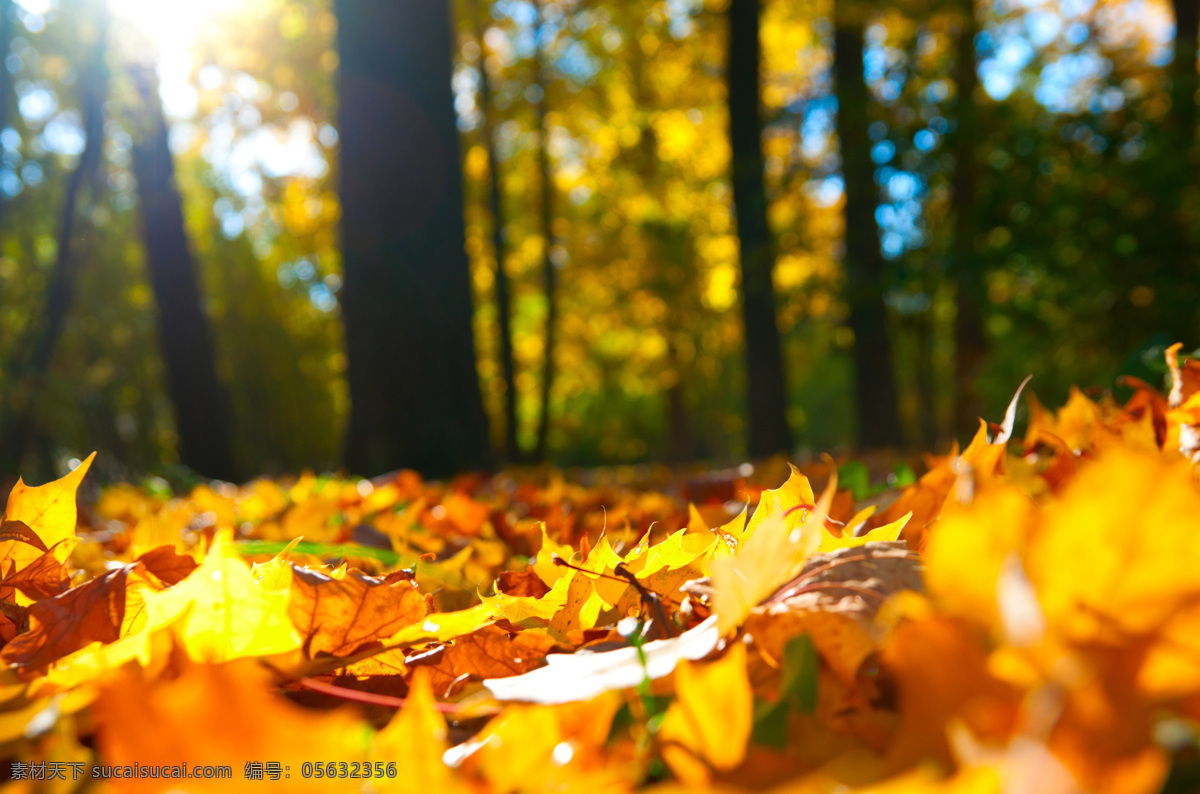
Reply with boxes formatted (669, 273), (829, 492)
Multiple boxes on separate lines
(385, 601), (496, 645)
(1027, 448), (1200, 640)
(660, 642), (752, 785)
(371, 669), (466, 794)
(817, 512), (910, 554)
(743, 464), (817, 541)
(923, 489), (1033, 631)
(143, 529), (301, 661)
(468, 693), (626, 794)
(532, 523), (576, 587)
(249, 537), (301, 594)
(2, 452), (95, 566)
(710, 474), (835, 634)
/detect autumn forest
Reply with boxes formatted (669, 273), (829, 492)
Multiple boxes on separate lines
(0, 0), (1199, 791)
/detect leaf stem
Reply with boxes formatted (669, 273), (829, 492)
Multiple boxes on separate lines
(294, 676), (501, 716)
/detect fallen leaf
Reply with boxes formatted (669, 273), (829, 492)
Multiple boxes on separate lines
(289, 566), (429, 657)
(710, 475), (835, 634)
(466, 692), (627, 794)
(2, 453), (95, 566)
(483, 615), (720, 704)
(95, 658), (368, 793)
(660, 642), (753, 784)
(406, 624), (558, 697)
(142, 529), (301, 662)
(2, 564), (130, 674)
(370, 668), (467, 794)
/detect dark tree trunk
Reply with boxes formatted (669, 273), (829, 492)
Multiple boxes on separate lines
(951, 0), (986, 440)
(0, 8), (107, 477)
(0, 0), (14, 232)
(1172, 0), (1199, 152)
(532, 0), (557, 463)
(475, 3), (520, 465)
(1148, 0), (1200, 345)
(665, 337), (691, 463)
(130, 67), (238, 481)
(338, 0), (492, 477)
(834, 8), (902, 448)
(915, 303), (939, 448)
(728, 0), (793, 458)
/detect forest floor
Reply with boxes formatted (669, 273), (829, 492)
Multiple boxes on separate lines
(2, 346), (1200, 793)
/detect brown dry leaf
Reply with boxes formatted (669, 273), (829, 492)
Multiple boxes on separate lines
(288, 566), (430, 657)
(1, 546), (70, 602)
(496, 569), (551, 598)
(747, 541), (922, 686)
(765, 541), (923, 618)
(0, 520), (49, 552)
(1116, 375), (1170, 450)
(2, 545), (196, 676)
(1, 565), (130, 674)
(868, 453), (958, 548)
(136, 544), (200, 586)
(406, 624), (557, 697)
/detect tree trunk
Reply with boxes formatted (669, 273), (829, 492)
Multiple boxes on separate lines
(532, 0), (557, 463)
(129, 67), (238, 481)
(728, 0), (793, 458)
(951, 0), (986, 440)
(0, 7), (107, 477)
(474, 3), (521, 465)
(665, 336), (691, 463)
(1146, 0), (1200, 346)
(0, 0), (15, 232)
(1172, 0), (1199, 152)
(338, 0), (492, 477)
(833, 7), (902, 448)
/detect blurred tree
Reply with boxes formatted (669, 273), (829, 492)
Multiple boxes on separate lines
(338, 0), (492, 476)
(473, 0), (520, 464)
(0, 0), (13, 232)
(0, 2), (108, 477)
(1169, 0), (1199, 302)
(950, 0), (985, 439)
(129, 66), (238, 481)
(728, 0), (793, 457)
(646, 219), (699, 462)
(182, 0), (347, 474)
(1171, 0), (1198, 153)
(835, 1), (902, 447)
(532, 0), (558, 463)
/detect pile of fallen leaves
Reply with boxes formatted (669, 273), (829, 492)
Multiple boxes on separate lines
(3, 344), (1200, 793)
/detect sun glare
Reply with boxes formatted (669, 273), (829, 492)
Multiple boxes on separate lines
(108, 0), (242, 56)
(107, 0), (246, 118)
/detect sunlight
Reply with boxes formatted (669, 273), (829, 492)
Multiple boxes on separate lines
(107, 0), (242, 57)
(107, 0), (245, 118)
